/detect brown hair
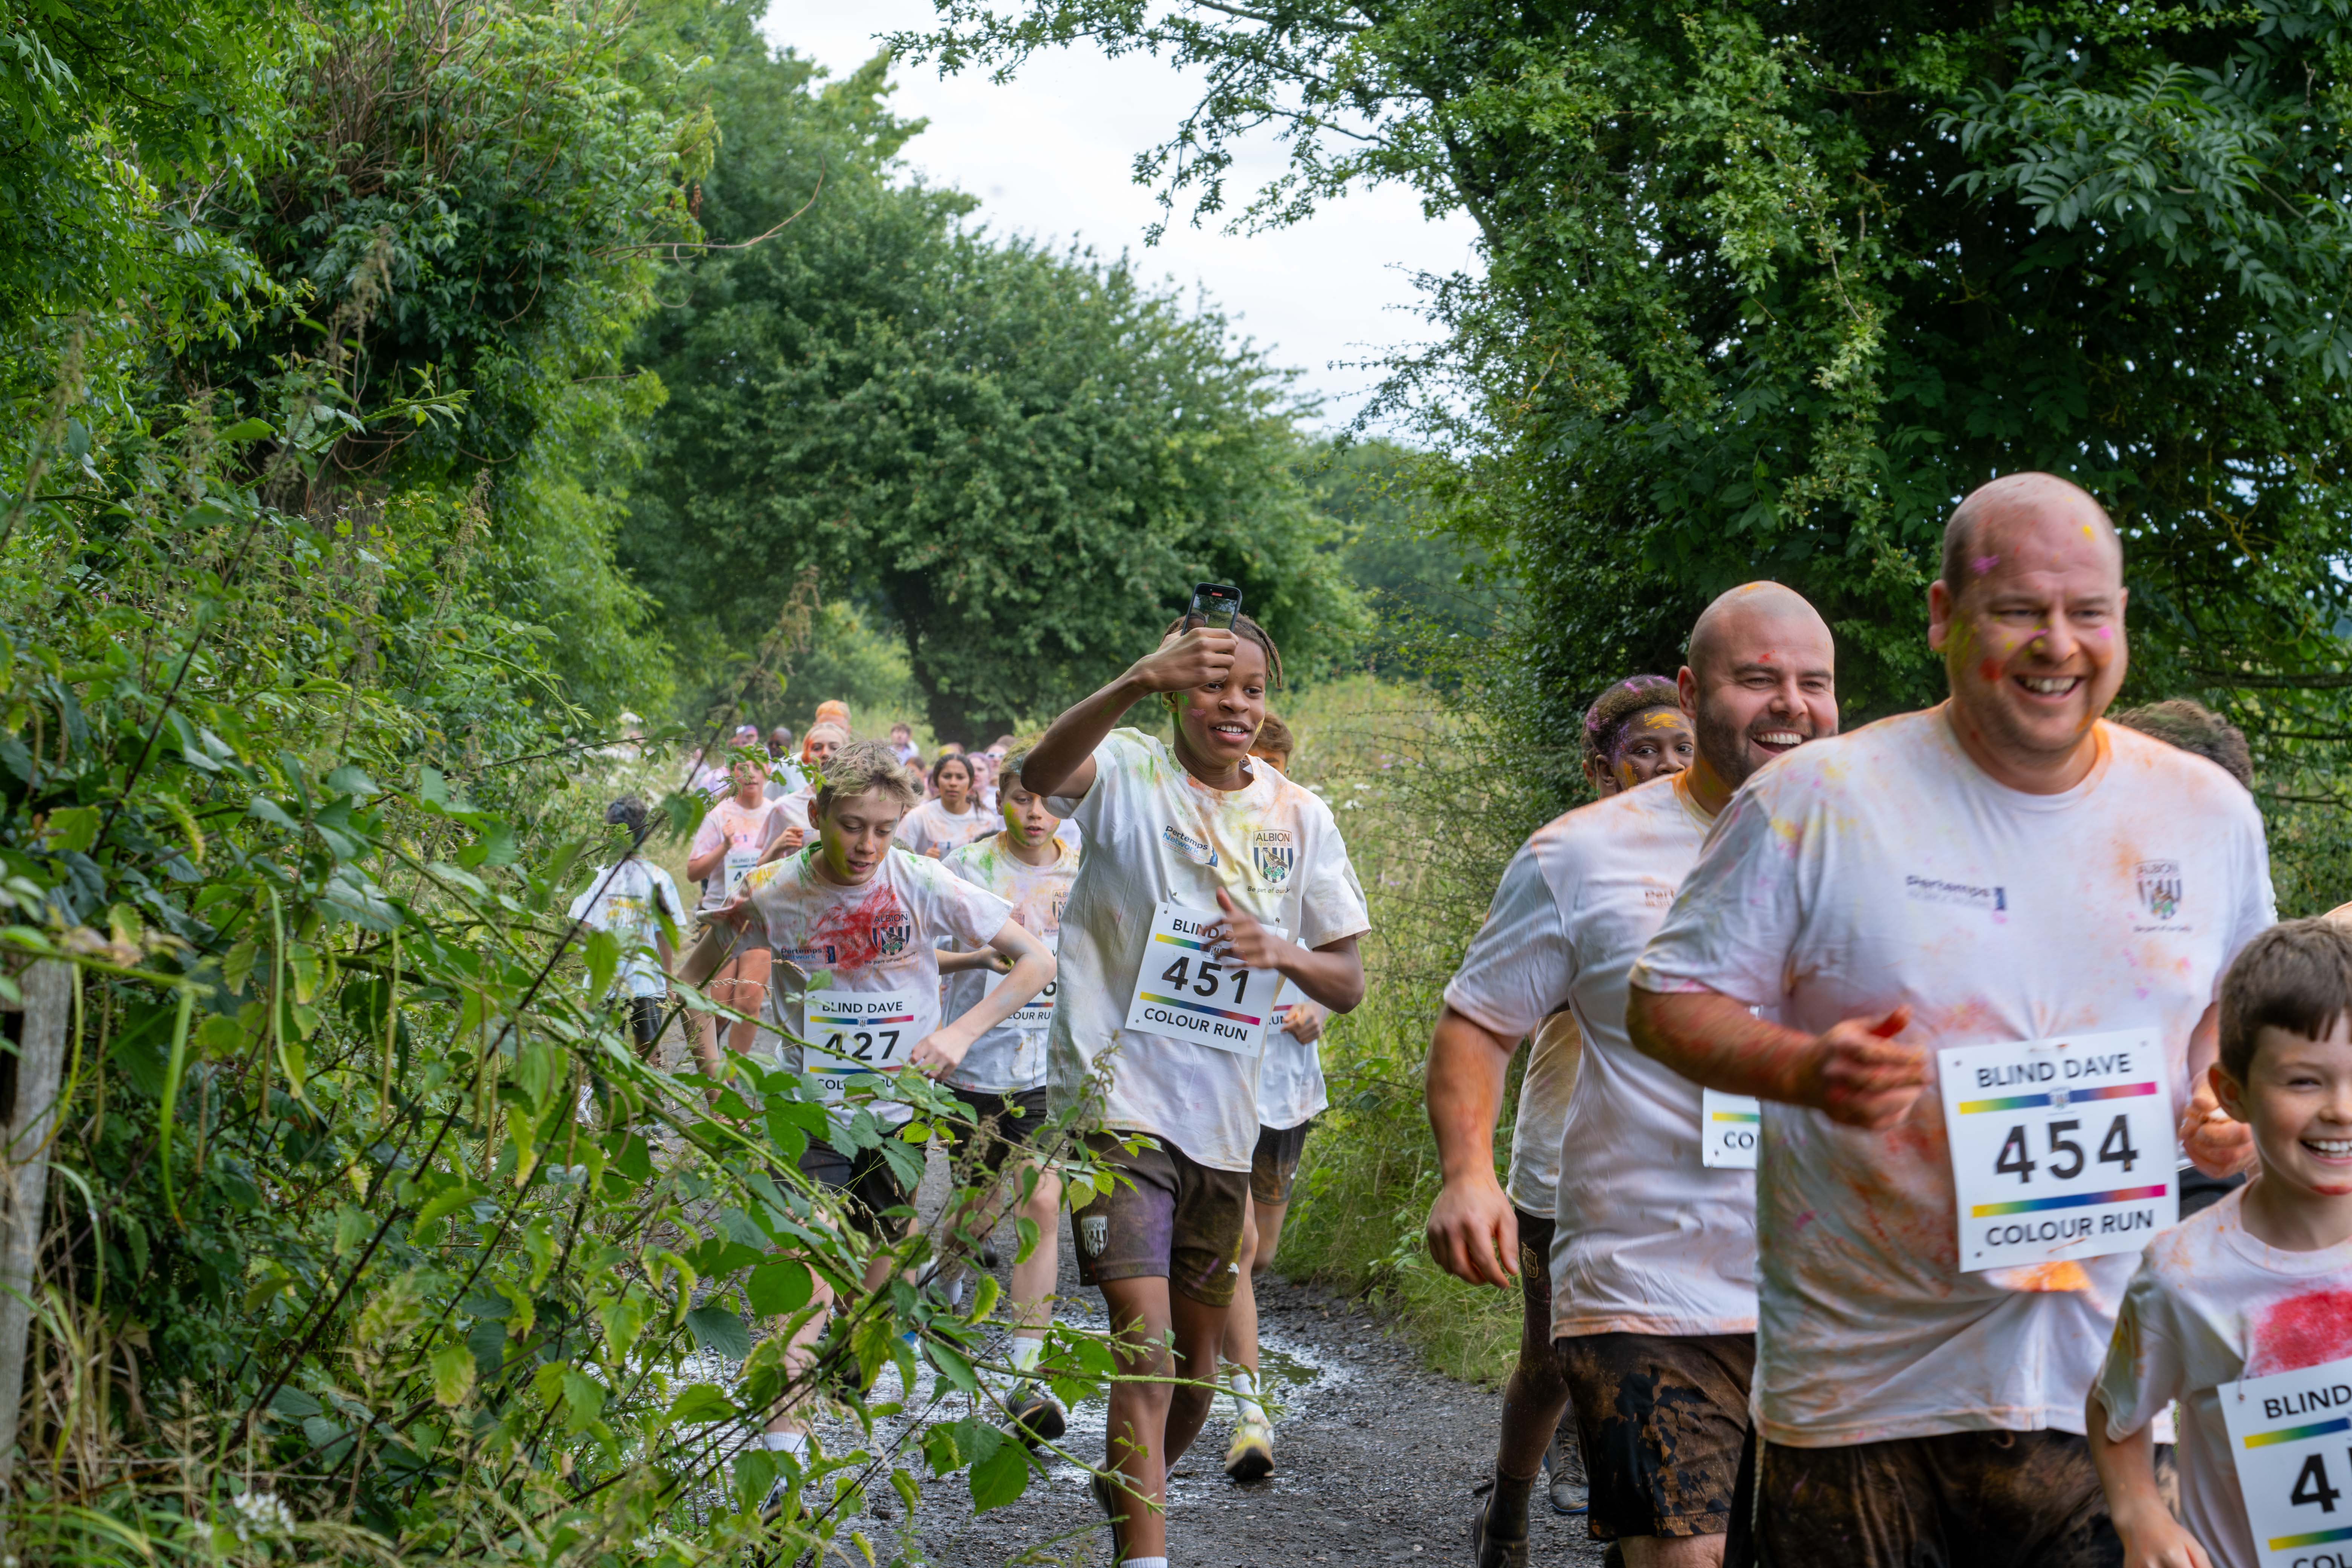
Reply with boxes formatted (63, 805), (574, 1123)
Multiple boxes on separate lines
(2111, 699), (2253, 789)
(1582, 675), (1681, 776)
(2218, 917), (2352, 1083)
(1251, 712), (1295, 765)
(813, 739), (920, 818)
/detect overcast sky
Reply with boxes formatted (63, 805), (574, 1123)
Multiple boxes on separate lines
(758, 2), (1483, 429)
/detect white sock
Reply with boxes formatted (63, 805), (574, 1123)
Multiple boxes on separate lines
(1009, 1335), (1044, 1375)
(948, 1276), (969, 1310)
(1119, 1559), (1169, 1568)
(760, 1431), (809, 1459)
(1230, 1368), (1267, 1427)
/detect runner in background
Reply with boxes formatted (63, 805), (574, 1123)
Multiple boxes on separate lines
(677, 740), (1054, 1473)
(935, 750), (1081, 1446)
(969, 750), (999, 813)
(567, 797), (686, 1080)
(898, 754), (992, 859)
(764, 727), (804, 800)
(812, 698), (851, 737)
(685, 753), (794, 1061)
(1582, 675), (1695, 795)
(890, 721), (920, 766)
(1629, 475), (2272, 1565)
(1218, 709), (1325, 1482)
(2113, 698), (2261, 1219)
(2089, 918), (2352, 1568)
(1022, 612), (1369, 1568)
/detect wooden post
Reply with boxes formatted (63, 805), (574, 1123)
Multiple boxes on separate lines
(0, 961), (71, 1488)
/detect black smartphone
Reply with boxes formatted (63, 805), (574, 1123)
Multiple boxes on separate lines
(1187, 582), (1242, 630)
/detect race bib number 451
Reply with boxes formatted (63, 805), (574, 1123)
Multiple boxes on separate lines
(2222, 1355), (2352, 1568)
(1936, 1027), (2177, 1273)
(1122, 901), (1285, 1056)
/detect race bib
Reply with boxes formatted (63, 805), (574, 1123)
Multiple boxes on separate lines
(1701, 1088), (1761, 1170)
(2220, 1354), (2352, 1568)
(1935, 1027), (2176, 1273)
(723, 848), (761, 897)
(983, 929), (1059, 1028)
(801, 989), (923, 1102)
(1122, 901), (1285, 1056)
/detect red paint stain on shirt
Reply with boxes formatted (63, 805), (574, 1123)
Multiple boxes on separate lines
(806, 882), (912, 972)
(2247, 1291), (2352, 1377)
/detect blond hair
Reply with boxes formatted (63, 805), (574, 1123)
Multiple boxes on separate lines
(814, 739), (920, 817)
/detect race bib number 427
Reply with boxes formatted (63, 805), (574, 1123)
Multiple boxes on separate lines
(803, 990), (921, 1091)
(2221, 1354), (2352, 1568)
(1936, 1028), (2177, 1274)
(1122, 901), (1285, 1056)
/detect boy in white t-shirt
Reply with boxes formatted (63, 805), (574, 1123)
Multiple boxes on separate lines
(566, 796), (686, 1069)
(1023, 614), (1369, 1568)
(2091, 919), (2352, 1568)
(677, 741), (1055, 1469)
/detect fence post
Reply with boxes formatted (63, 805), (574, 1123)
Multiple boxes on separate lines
(0, 961), (72, 1489)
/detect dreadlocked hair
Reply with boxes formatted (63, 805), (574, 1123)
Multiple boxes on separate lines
(1583, 675), (1682, 775)
(2111, 699), (2253, 789)
(814, 740), (920, 817)
(1159, 610), (1285, 689)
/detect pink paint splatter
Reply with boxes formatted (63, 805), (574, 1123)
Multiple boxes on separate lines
(1973, 554), (2000, 574)
(2246, 1291), (2352, 1377)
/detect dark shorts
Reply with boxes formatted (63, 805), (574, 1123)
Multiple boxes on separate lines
(2179, 1165), (2245, 1218)
(1071, 1131), (1249, 1308)
(1732, 1429), (2141, 1568)
(625, 996), (663, 1056)
(942, 1086), (1052, 1177)
(1513, 1207), (1556, 1365)
(798, 1140), (911, 1242)
(1556, 1331), (1755, 1540)
(1249, 1118), (1315, 1206)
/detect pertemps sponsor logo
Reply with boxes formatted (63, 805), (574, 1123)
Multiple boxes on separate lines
(1905, 874), (2006, 914)
(1251, 827), (1295, 885)
(1161, 824), (1218, 866)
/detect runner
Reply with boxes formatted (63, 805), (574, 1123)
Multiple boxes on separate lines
(1021, 611), (1369, 1568)
(2088, 917), (2352, 1568)
(684, 753), (795, 1061)
(934, 750), (1082, 1446)
(897, 754), (992, 859)
(675, 740), (1055, 1468)
(1218, 711), (1328, 1482)
(890, 721), (920, 766)
(764, 727), (805, 801)
(1430, 591), (1836, 1568)
(566, 796), (685, 1075)
(798, 721), (846, 776)
(1627, 473), (2274, 1564)
(1580, 674), (1694, 796)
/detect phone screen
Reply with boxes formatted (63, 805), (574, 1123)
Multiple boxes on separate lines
(1190, 582), (1242, 629)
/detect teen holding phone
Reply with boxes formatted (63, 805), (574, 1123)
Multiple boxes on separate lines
(1021, 595), (1369, 1568)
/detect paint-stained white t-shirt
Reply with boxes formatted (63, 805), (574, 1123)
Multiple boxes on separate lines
(1256, 1000), (1328, 1132)
(566, 859), (686, 999)
(897, 798), (994, 860)
(1635, 709), (2275, 1446)
(690, 797), (793, 914)
(738, 846), (1012, 1125)
(1048, 729), (1369, 1172)
(2095, 1188), (2352, 1568)
(939, 832), (1080, 1094)
(1444, 773), (1753, 1336)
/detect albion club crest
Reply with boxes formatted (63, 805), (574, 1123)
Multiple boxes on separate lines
(2135, 861), (2182, 922)
(1252, 828), (1296, 885)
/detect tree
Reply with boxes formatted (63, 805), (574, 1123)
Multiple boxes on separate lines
(625, 48), (1366, 743)
(903, 0), (2352, 895)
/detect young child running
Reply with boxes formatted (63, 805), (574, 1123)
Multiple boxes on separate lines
(686, 754), (796, 1060)
(2090, 917), (2352, 1568)
(1022, 616), (1370, 1568)
(678, 741), (1055, 1468)
(567, 797), (686, 1071)
(898, 754), (992, 859)
(1217, 710), (1331, 1483)
(934, 752), (1081, 1445)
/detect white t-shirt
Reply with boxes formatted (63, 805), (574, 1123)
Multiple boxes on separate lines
(1635, 709), (2275, 1446)
(566, 859), (686, 999)
(1444, 773), (1752, 1337)
(2095, 1188), (2352, 1568)
(896, 798), (994, 860)
(736, 846), (1012, 1124)
(1256, 1001), (1327, 1132)
(764, 760), (808, 801)
(1048, 728), (1370, 1172)
(689, 797), (792, 913)
(939, 832), (1080, 1093)
(1509, 1012), (1582, 1221)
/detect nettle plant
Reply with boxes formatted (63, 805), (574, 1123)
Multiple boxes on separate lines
(0, 391), (1123, 1566)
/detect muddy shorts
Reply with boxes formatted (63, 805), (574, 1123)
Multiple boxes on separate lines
(1249, 1117), (1315, 1206)
(1556, 1330), (1754, 1540)
(1071, 1131), (1249, 1308)
(1729, 1428), (2143, 1568)
(941, 1086), (1052, 1178)
(798, 1140), (911, 1242)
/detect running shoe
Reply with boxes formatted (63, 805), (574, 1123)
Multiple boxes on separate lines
(1222, 1417), (1274, 1482)
(1006, 1380), (1065, 1446)
(1468, 1494), (1529, 1568)
(1542, 1424), (1589, 1516)
(1089, 1468), (1132, 1562)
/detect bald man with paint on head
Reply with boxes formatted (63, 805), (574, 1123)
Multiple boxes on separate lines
(1430, 582), (1837, 1568)
(1629, 474), (2277, 1566)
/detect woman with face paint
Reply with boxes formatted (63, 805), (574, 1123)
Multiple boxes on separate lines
(1021, 613), (1370, 1568)
(896, 754), (992, 859)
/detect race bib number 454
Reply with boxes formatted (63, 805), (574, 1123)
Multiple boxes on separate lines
(1122, 901), (1285, 1056)
(1936, 1028), (2177, 1273)
(2221, 1355), (2352, 1568)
